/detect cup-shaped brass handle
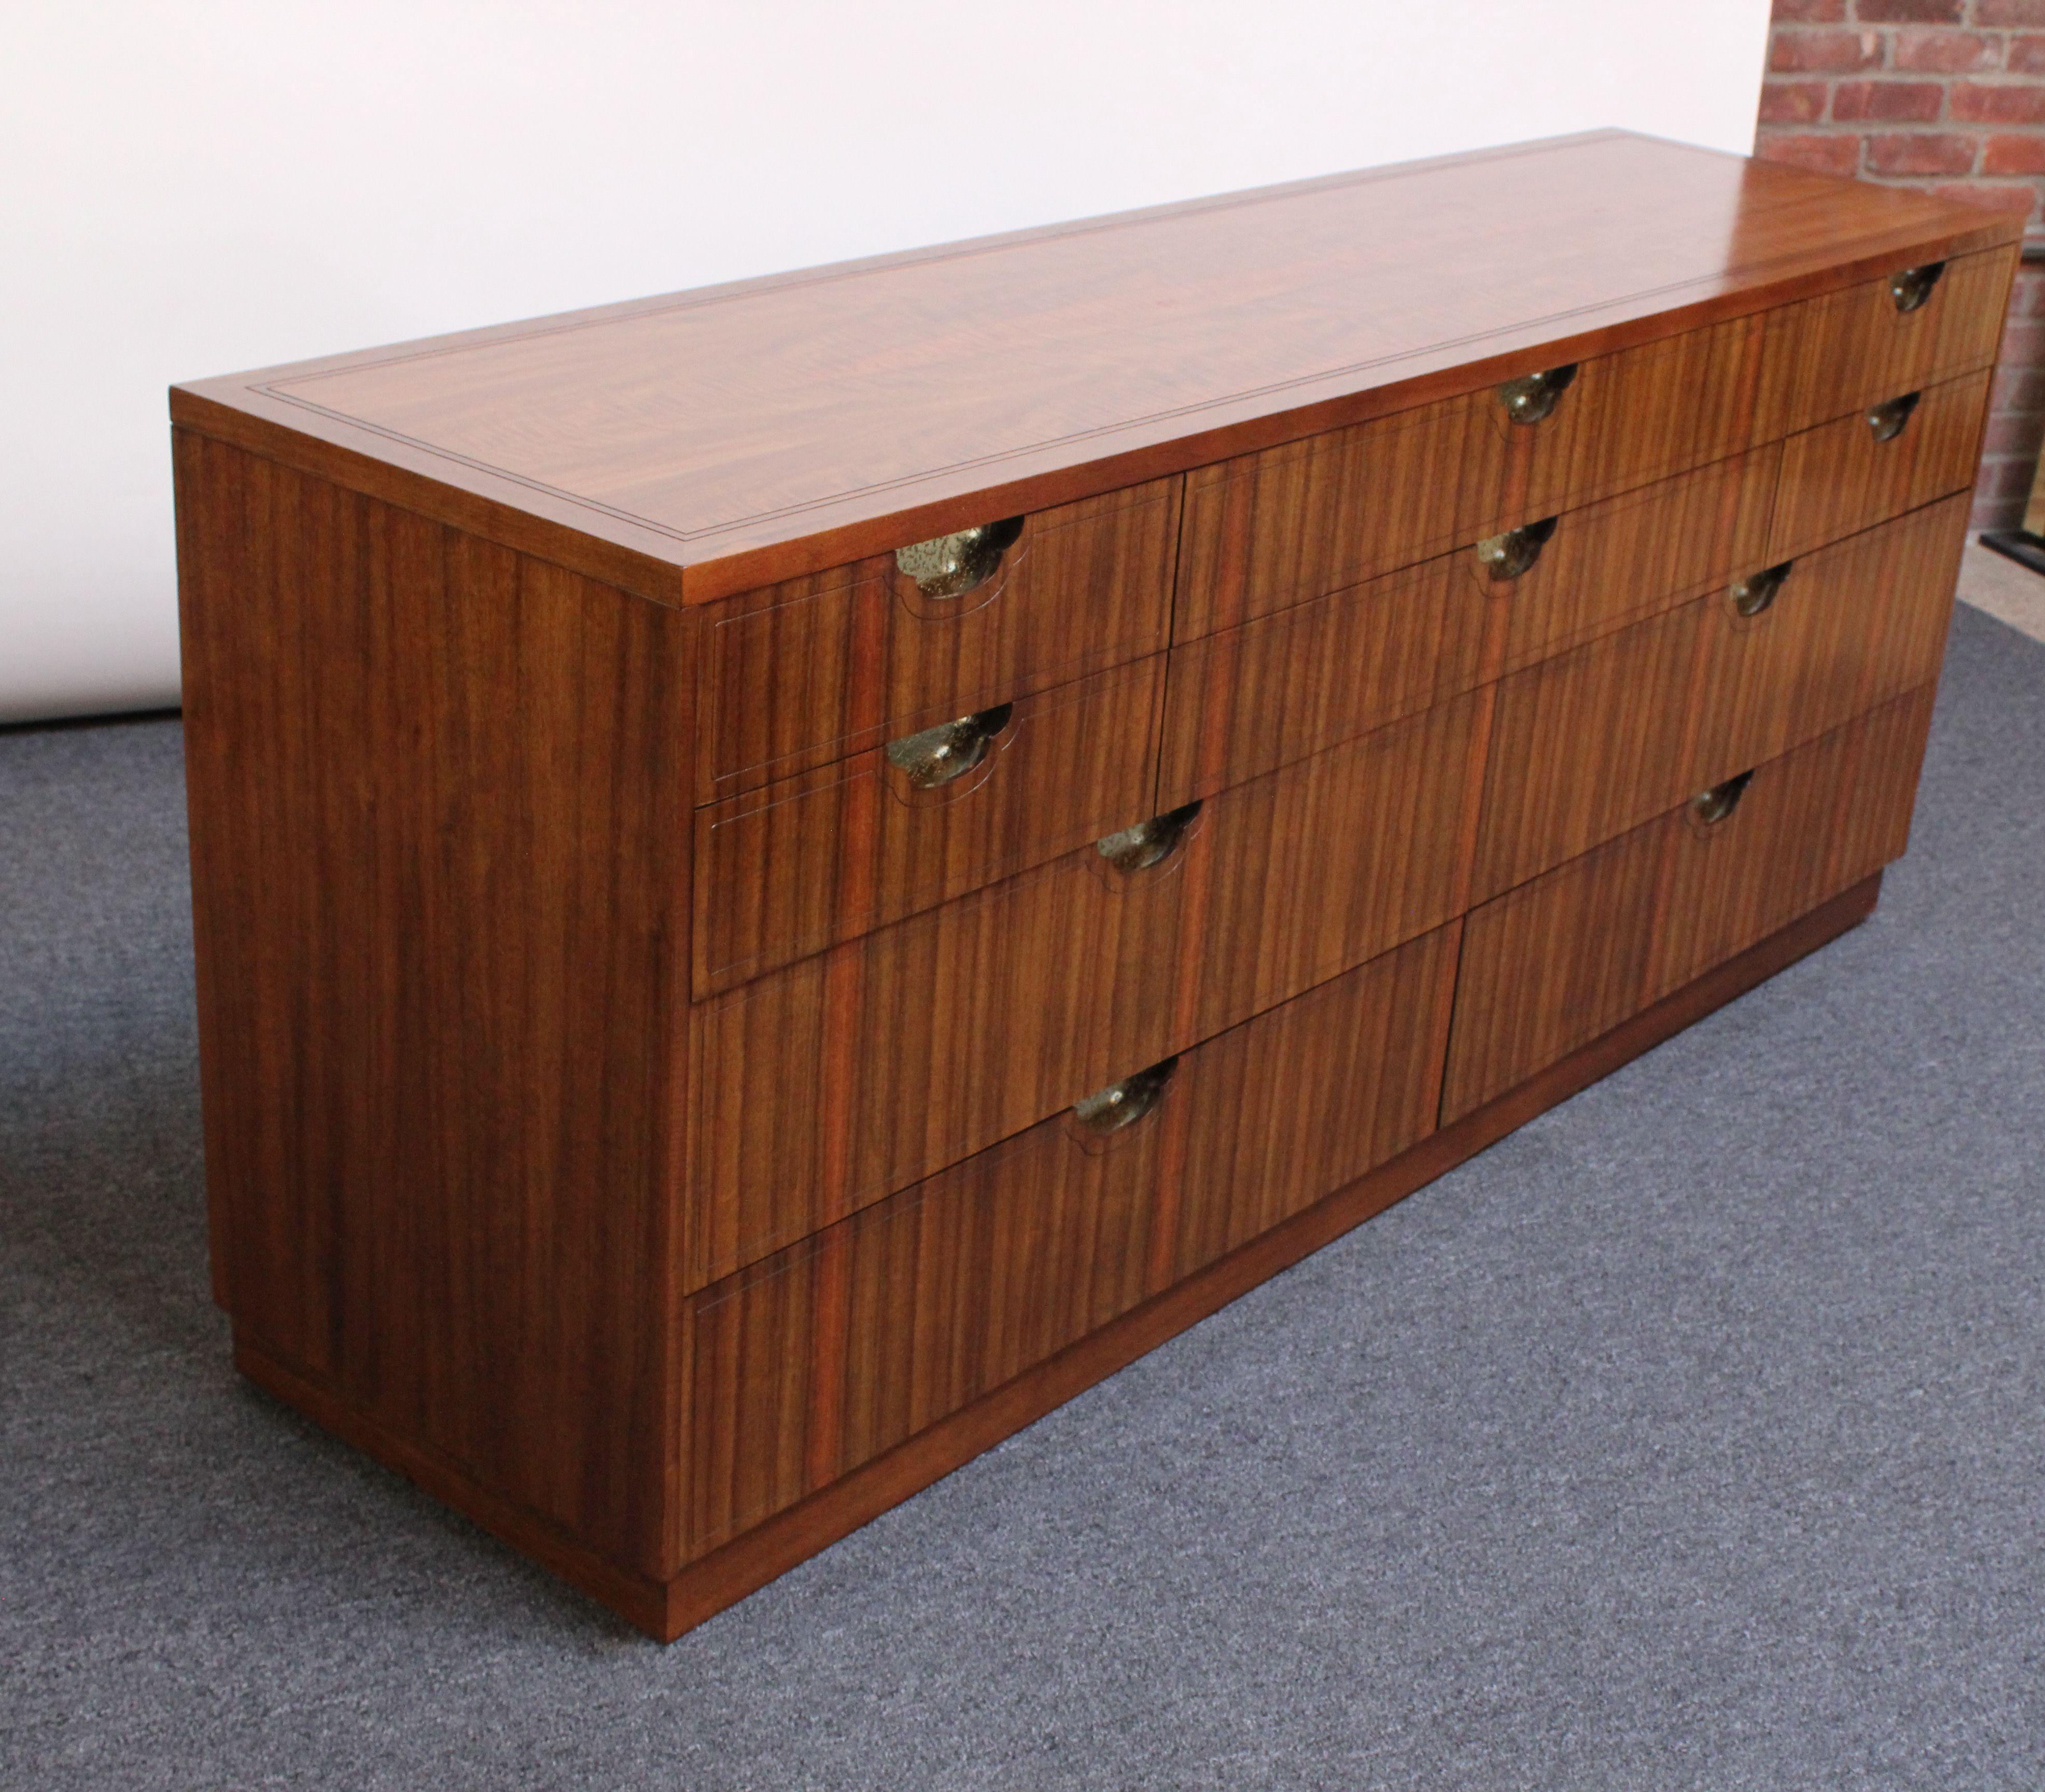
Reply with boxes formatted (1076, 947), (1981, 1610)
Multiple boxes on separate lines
(1730, 561), (1794, 619)
(884, 703), (1013, 789)
(1476, 515), (1559, 580)
(1866, 391), (1922, 443)
(1691, 770), (1754, 825)
(894, 517), (1025, 600)
(1889, 262), (1946, 314)
(1072, 1057), (1179, 1134)
(1496, 363), (1579, 425)
(1096, 801), (1202, 872)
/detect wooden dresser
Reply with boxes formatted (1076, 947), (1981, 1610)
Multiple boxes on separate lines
(171, 132), (2019, 1640)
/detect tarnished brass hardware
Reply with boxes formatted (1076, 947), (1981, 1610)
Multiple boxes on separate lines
(1691, 771), (1755, 825)
(894, 516), (1025, 599)
(1867, 391), (1922, 442)
(1730, 561), (1794, 619)
(1496, 363), (1579, 425)
(884, 703), (1013, 788)
(1889, 262), (1946, 314)
(1096, 801), (1202, 872)
(1073, 1057), (1179, 1133)
(1476, 515), (1560, 580)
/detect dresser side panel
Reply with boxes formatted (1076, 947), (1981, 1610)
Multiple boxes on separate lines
(174, 430), (691, 1578)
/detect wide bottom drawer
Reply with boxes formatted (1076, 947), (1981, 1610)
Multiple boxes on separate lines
(1442, 684), (1936, 1122)
(678, 920), (1461, 1560)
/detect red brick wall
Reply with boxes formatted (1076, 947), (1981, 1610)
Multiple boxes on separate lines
(1756, 0), (2045, 527)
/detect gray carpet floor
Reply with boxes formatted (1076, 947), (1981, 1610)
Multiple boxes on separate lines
(3, 603), (2042, 1790)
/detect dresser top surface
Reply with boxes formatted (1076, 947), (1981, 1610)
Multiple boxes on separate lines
(175, 131), (2018, 601)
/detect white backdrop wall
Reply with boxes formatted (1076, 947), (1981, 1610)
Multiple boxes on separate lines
(4, 0), (1772, 722)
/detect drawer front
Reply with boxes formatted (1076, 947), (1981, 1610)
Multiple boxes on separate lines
(1174, 393), (1490, 640)
(1488, 444), (1780, 678)
(1474, 497), (1964, 903)
(1159, 446), (1781, 805)
(696, 477), (1181, 801)
(679, 922), (1460, 1558)
(685, 691), (1488, 1289)
(1444, 685), (1935, 1122)
(1158, 553), (1490, 807)
(1768, 368), (1990, 564)
(1756, 246), (2013, 442)
(1461, 313), (1768, 538)
(1173, 318), (1767, 645)
(694, 654), (1165, 997)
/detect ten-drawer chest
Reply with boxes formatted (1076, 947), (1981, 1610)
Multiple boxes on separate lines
(172, 132), (2019, 1639)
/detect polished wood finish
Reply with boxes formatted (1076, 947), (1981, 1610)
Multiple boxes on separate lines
(1173, 393), (1487, 639)
(1461, 313), (1768, 536)
(1473, 497), (1965, 901)
(176, 139), (2001, 1643)
(176, 431), (688, 1580)
(1488, 446), (1784, 677)
(682, 925), (1458, 1557)
(1160, 447), (1782, 804)
(1755, 245), (2014, 441)
(1768, 368), (1992, 563)
(172, 134), (2020, 604)
(693, 652), (1166, 996)
(687, 692), (1489, 1290)
(1445, 689), (1934, 1121)
(695, 477), (1179, 801)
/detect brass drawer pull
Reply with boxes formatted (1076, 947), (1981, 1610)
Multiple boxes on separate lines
(1496, 363), (1578, 425)
(1889, 261), (1946, 314)
(1096, 801), (1202, 872)
(894, 517), (1025, 599)
(1866, 391), (1921, 442)
(1476, 515), (1559, 580)
(1073, 1057), (1179, 1133)
(1730, 561), (1794, 618)
(884, 703), (1013, 788)
(1691, 770), (1754, 825)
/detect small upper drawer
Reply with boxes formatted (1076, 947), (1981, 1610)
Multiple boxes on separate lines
(1768, 368), (1990, 563)
(695, 477), (1181, 802)
(1174, 393), (1483, 640)
(1755, 247), (2014, 442)
(1459, 312), (1769, 539)
(692, 654), (1166, 998)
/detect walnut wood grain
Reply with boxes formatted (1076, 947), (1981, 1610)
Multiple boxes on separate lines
(1755, 244), (2016, 441)
(1688, 492), (1965, 781)
(1767, 368), (1991, 564)
(695, 478), (1180, 801)
(1160, 446), (1782, 804)
(1463, 313), (1768, 538)
(1444, 687), (1934, 1121)
(694, 653), (1166, 997)
(685, 692), (1490, 1291)
(1173, 394), (1490, 639)
(1473, 497), (1965, 902)
(173, 135), (2020, 604)
(176, 431), (689, 1579)
(680, 923), (1459, 1558)
(1488, 444), (1784, 677)
(1158, 552), (1491, 805)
